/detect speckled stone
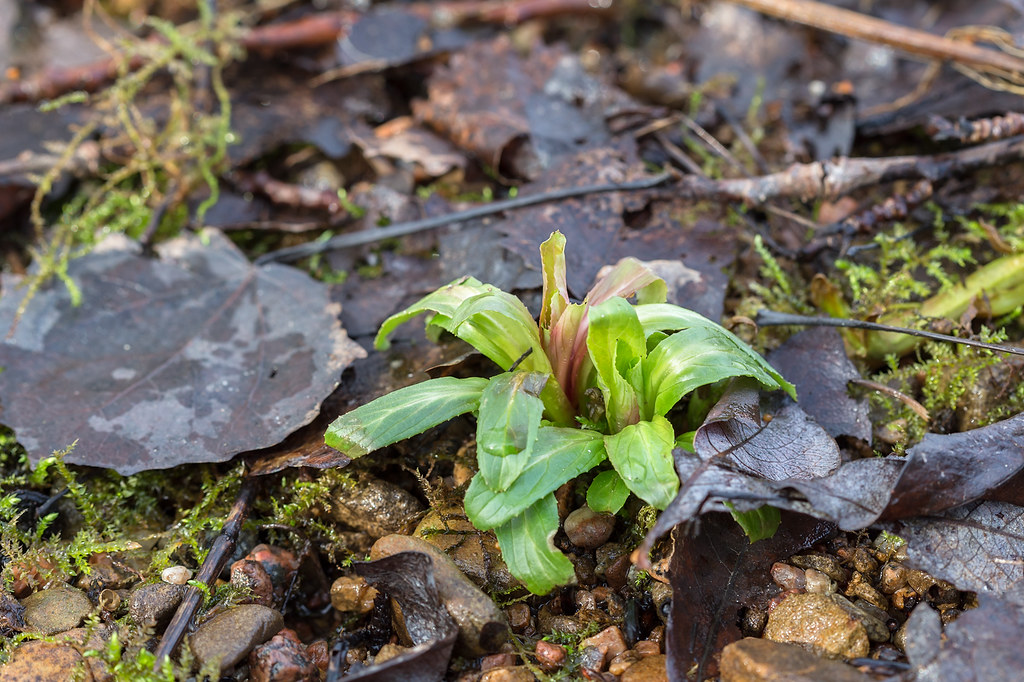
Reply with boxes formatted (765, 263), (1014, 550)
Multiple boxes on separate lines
(21, 586), (93, 635)
(189, 604), (284, 672)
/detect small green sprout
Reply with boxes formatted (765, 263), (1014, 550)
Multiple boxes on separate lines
(325, 231), (793, 594)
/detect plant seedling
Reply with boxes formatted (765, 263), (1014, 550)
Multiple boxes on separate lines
(326, 231), (794, 594)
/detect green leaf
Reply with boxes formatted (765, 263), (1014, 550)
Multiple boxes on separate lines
(476, 372), (547, 491)
(643, 325), (794, 418)
(586, 297), (647, 432)
(493, 494), (574, 595)
(726, 503), (781, 542)
(587, 469), (630, 514)
(539, 231), (569, 330)
(325, 377), (488, 456)
(465, 427), (605, 530)
(603, 415), (678, 510)
(636, 303), (795, 401)
(375, 276), (489, 349)
(447, 290), (552, 374)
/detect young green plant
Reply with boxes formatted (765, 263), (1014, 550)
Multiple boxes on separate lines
(325, 231), (793, 594)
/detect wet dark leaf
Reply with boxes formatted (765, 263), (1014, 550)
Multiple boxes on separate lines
(414, 36), (637, 180)
(667, 512), (836, 679)
(639, 449), (902, 565)
(499, 146), (738, 317)
(910, 596), (1024, 682)
(228, 71), (387, 164)
(694, 380), (841, 480)
(0, 230), (365, 474)
(347, 552), (458, 682)
(767, 328), (871, 441)
(881, 412), (1024, 520)
(885, 500), (1024, 603)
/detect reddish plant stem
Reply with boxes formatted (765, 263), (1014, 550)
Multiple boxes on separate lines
(153, 474), (259, 670)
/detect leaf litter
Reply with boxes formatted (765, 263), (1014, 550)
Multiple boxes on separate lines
(3, 0), (1024, 679)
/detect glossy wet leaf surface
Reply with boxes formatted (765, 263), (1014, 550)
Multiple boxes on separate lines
(0, 230), (364, 474)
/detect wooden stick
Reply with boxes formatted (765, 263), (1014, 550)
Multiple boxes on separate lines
(727, 0), (1024, 76)
(153, 474), (259, 670)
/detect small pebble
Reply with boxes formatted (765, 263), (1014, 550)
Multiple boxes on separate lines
(804, 568), (834, 594)
(564, 506), (616, 549)
(535, 640), (566, 671)
(479, 666), (536, 682)
(21, 586), (93, 636)
(720, 638), (871, 682)
(620, 654), (668, 682)
(231, 559), (275, 607)
(373, 643), (409, 665)
(505, 602), (533, 635)
(581, 625), (627, 668)
(161, 566), (192, 585)
(481, 653), (516, 670)
(329, 474), (424, 538)
(249, 628), (317, 682)
(762, 592), (869, 659)
(244, 545), (300, 599)
(608, 649), (641, 675)
(190, 604), (284, 672)
(129, 582), (185, 631)
(878, 562), (908, 594)
(789, 554), (848, 583)
(634, 639), (660, 656)
(771, 562), (806, 591)
(330, 575), (377, 614)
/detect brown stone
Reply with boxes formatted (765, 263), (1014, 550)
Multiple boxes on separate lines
(762, 593), (869, 659)
(329, 575), (377, 614)
(479, 666), (536, 682)
(720, 638), (873, 682)
(534, 640), (565, 671)
(481, 653), (517, 671)
(581, 625), (627, 667)
(619, 654), (668, 682)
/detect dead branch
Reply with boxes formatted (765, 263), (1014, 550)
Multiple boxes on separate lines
(727, 0), (1024, 76)
(232, 171), (349, 215)
(677, 135), (1024, 204)
(153, 474), (259, 670)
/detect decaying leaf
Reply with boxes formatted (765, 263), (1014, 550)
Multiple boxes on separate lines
(667, 512), (836, 679)
(414, 36), (639, 180)
(693, 379), (841, 480)
(0, 230), (365, 474)
(882, 412), (1024, 520)
(348, 552), (458, 682)
(885, 500), (1024, 603)
(910, 596), (1024, 682)
(766, 327), (871, 441)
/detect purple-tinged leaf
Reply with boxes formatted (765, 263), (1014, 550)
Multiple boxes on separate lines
(884, 500), (1024, 603)
(0, 231), (365, 474)
(767, 327), (870, 441)
(881, 412), (1024, 520)
(666, 512), (836, 679)
(347, 552), (458, 682)
(693, 380), (840, 480)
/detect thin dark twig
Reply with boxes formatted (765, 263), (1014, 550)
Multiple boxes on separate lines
(254, 172), (673, 264)
(756, 310), (1024, 357)
(153, 474), (259, 670)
